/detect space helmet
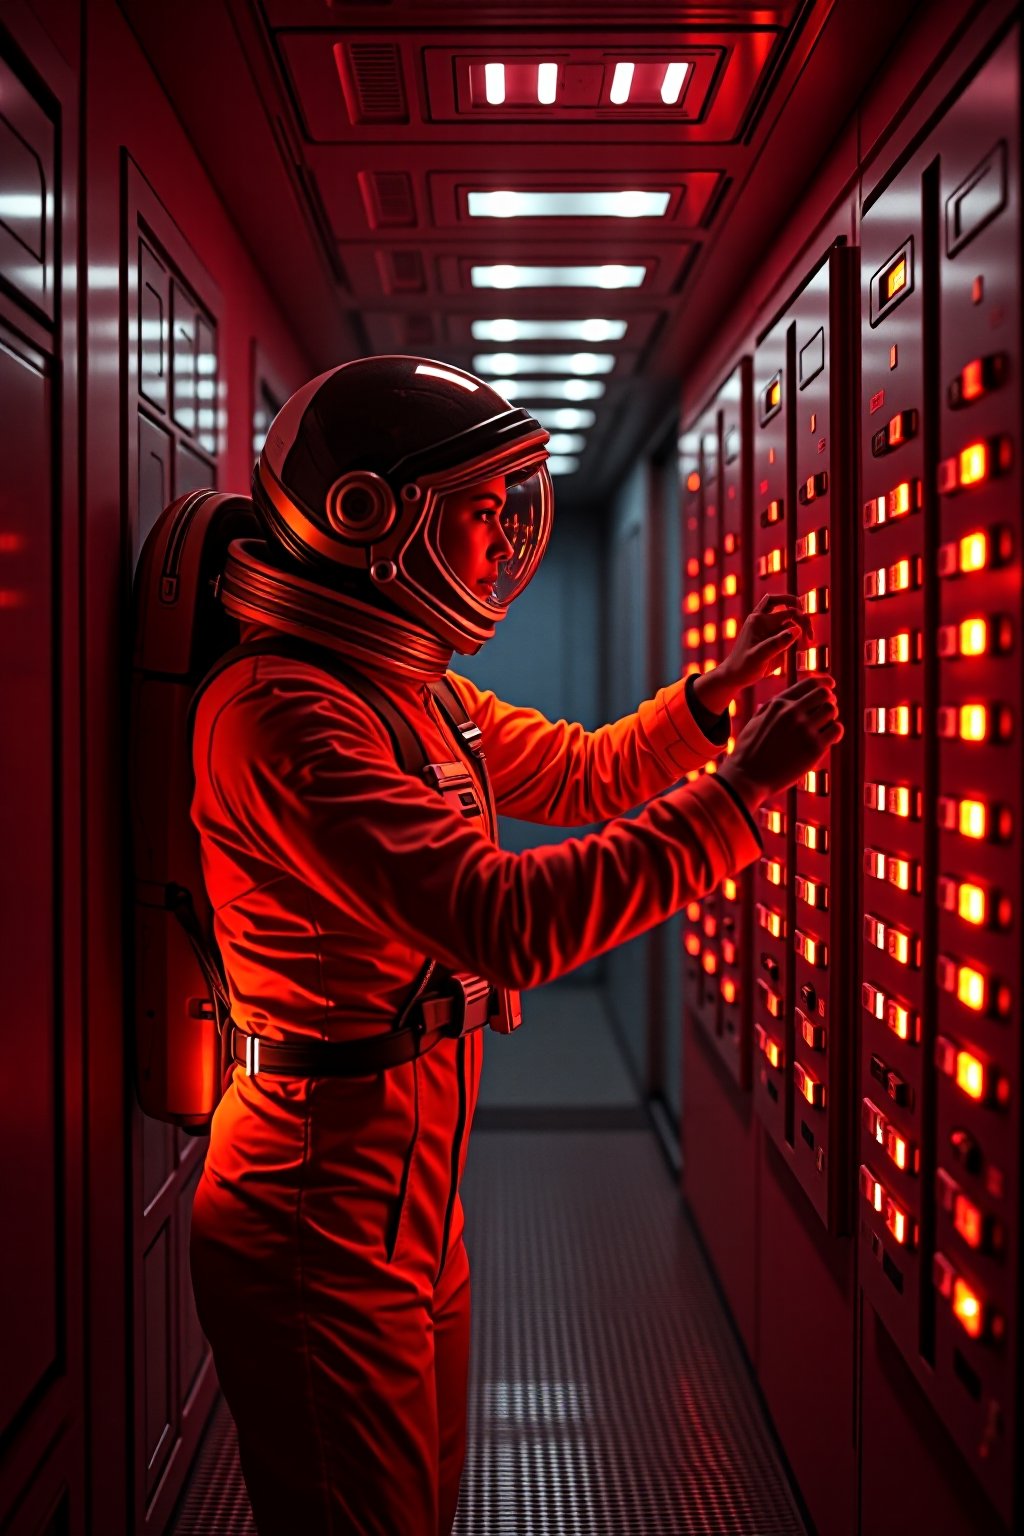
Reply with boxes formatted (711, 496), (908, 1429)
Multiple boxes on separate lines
(242, 355), (552, 655)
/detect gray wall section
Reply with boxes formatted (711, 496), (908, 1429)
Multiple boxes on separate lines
(604, 461), (653, 1088)
(455, 503), (605, 985)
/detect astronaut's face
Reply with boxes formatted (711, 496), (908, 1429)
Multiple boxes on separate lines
(435, 474), (514, 599)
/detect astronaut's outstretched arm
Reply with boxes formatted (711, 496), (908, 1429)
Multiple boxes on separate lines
(201, 670), (761, 993)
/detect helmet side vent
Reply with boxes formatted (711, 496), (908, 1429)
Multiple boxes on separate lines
(335, 42), (408, 124)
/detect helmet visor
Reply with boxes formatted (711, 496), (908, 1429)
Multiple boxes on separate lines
(490, 464), (553, 606)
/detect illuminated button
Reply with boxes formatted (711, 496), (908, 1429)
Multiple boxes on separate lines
(802, 586), (829, 614)
(768, 378), (781, 409)
(886, 855), (916, 892)
(760, 806), (785, 835)
(951, 1276), (984, 1339)
(871, 409), (919, 455)
(761, 498), (784, 526)
(960, 617), (988, 655)
(886, 925), (915, 966)
(959, 531), (989, 571)
(885, 1123), (918, 1174)
(723, 877), (738, 901)
(721, 977), (737, 1005)
(702, 950), (717, 974)
(948, 353), (1006, 407)
(721, 938), (737, 966)
(959, 703), (988, 741)
(796, 645), (829, 672)
(703, 581), (717, 604)
(862, 982), (885, 1020)
(863, 1097), (885, 1143)
(794, 819), (827, 852)
(703, 621), (717, 642)
(723, 532), (737, 554)
(798, 472), (829, 505)
(938, 437), (1012, 494)
(723, 617), (738, 639)
(958, 882), (987, 926)
(887, 996), (918, 1042)
(703, 914), (717, 937)
(684, 932), (701, 956)
(686, 556), (701, 578)
(860, 1164), (885, 1213)
(794, 1060), (825, 1108)
(803, 769), (829, 794)
(865, 848), (886, 880)
(864, 914), (885, 950)
(886, 256), (907, 299)
(722, 573), (738, 596)
(761, 857), (784, 886)
(795, 527), (829, 562)
(956, 1047), (986, 1099)
(798, 1006), (825, 1049)
(757, 980), (783, 1021)
(755, 1020), (784, 1069)
(953, 1192), (986, 1250)
(957, 965), (986, 1012)
(685, 901), (701, 921)
(795, 875), (827, 910)
(794, 929), (828, 967)
(885, 1194), (914, 1247)
(756, 903), (785, 939)
(704, 546), (717, 567)
(686, 626), (701, 648)
(684, 591), (701, 614)
(863, 494), (887, 528)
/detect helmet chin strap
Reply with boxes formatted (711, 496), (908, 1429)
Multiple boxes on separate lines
(218, 538), (460, 684)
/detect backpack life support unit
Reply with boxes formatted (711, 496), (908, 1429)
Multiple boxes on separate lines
(130, 489), (519, 1135)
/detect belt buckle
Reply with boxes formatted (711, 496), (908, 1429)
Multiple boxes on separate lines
(244, 1032), (261, 1076)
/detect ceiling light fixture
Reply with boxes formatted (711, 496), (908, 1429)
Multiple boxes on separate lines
(467, 190), (669, 218)
(471, 264), (645, 288)
(472, 353), (614, 375)
(533, 408), (597, 430)
(547, 456), (580, 476)
(472, 319), (628, 342)
(492, 378), (606, 401)
(610, 62), (635, 104)
(661, 62), (690, 104)
(485, 63), (505, 104)
(545, 433), (586, 454)
(537, 62), (558, 104)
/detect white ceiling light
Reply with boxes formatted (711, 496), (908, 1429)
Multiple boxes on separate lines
(473, 353), (614, 375)
(661, 62), (690, 104)
(472, 264), (645, 288)
(485, 63), (505, 104)
(467, 190), (670, 218)
(492, 378), (605, 401)
(534, 408), (596, 430)
(472, 319), (628, 342)
(545, 433), (586, 454)
(547, 456), (580, 476)
(537, 62), (558, 104)
(610, 62), (634, 104)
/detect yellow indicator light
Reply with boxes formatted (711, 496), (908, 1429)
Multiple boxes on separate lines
(890, 929), (910, 965)
(764, 860), (783, 886)
(722, 573), (737, 596)
(703, 621), (717, 642)
(892, 632), (911, 663)
(685, 932), (701, 956)
(959, 704), (987, 741)
(686, 901), (701, 921)
(891, 706), (911, 735)
(959, 799), (987, 839)
(952, 1277), (983, 1338)
(959, 618), (987, 655)
(723, 617), (738, 639)
(769, 547), (783, 573)
(958, 883), (986, 925)
(953, 1194), (984, 1249)
(959, 441), (989, 486)
(703, 660), (715, 673)
(769, 379), (781, 408)
(686, 626), (701, 648)
(703, 582), (716, 604)
(889, 1001), (911, 1040)
(886, 257), (907, 299)
(957, 967), (986, 1013)
(722, 978), (737, 1005)
(685, 591), (701, 614)
(702, 950), (717, 974)
(764, 809), (782, 835)
(723, 878), (738, 901)
(890, 481), (912, 517)
(955, 1050), (986, 1102)
(890, 558), (910, 591)
(890, 859), (911, 891)
(959, 531), (989, 572)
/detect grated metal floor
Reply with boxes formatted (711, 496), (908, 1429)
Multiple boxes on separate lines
(168, 1124), (808, 1536)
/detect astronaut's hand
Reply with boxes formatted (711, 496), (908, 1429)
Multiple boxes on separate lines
(690, 594), (812, 717)
(716, 677), (842, 814)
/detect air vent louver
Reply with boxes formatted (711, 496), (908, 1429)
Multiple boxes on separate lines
(336, 42), (407, 123)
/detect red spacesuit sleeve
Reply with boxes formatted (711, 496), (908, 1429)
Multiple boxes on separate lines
(446, 671), (729, 824)
(199, 667), (760, 991)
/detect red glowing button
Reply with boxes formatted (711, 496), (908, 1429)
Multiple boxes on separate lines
(952, 1277), (983, 1339)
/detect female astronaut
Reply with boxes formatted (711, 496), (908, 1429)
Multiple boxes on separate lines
(188, 356), (841, 1536)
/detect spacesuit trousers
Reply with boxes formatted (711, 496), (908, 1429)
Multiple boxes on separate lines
(189, 1061), (476, 1536)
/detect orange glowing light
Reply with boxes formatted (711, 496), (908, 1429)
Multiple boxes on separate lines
(723, 878), (738, 901)
(959, 799), (987, 839)
(891, 632), (911, 663)
(886, 1200), (910, 1246)
(723, 617), (738, 639)
(961, 358), (984, 401)
(959, 441), (989, 486)
(891, 705), (911, 735)
(890, 558), (911, 591)
(889, 929), (910, 966)
(764, 809), (783, 835)
(890, 481), (912, 517)
(952, 1278), (983, 1338)
(764, 859), (783, 886)
(959, 618), (987, 655)
(684, 591), (701, 613)
(703, 581), (716, 604)
(686, 901), (701, 921)
(704, 546), (716, 567)
(722, 978), (737, 1004)
(702, 950), (717, 974)
(959, 704), (987, 741)
(703, 621), (717, 642)
(953, 1194), (984, 1249)
(957, 968), (986, 1013)
(889, 1002), (912, 1040)
(686, 626), (701, 648)
(958, 883), (986, 926)
(886, 257), (907, 299)
(723, 532), (737, 554)
(765, 1036), (782, 1068)
(687, 471), (701, 492)
(685, 932), (701, 956)
(890, 859), (911, 891)
(959, 532), (988, 572)
(722, 573), (737, 596)
(769, 379), (781, 408)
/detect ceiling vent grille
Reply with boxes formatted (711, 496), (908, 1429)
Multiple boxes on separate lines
(359, 170), (416, 228)
(378, 248), (426, 293)
(336, 42), (408, 123)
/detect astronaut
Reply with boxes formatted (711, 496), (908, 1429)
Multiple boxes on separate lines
(188, 356), (841, 1535)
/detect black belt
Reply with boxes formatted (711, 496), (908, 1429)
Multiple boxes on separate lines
(228, 976), (496, 1078)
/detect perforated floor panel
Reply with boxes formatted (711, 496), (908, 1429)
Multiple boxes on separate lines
(169, 1127), (808, 1535)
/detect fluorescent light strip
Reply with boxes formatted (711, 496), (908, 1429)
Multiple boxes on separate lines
(494, 378), (605, 401)
(545, 433), (586, 454)
(661, 62), (689, 104)
(533, 408), (596, 430)
(610, 62), (634, 104)
(472, 265), (645, 289)
(473, 353), (614, 375)
(467, 190), (669, 218)
(485, 63), (505, 104)
(537, 62), (558, 104)
(472, 319), (627, 343)
(547, 456), (580, 476)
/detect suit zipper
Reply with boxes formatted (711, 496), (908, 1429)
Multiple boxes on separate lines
(435, 1036), (468, 1283)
